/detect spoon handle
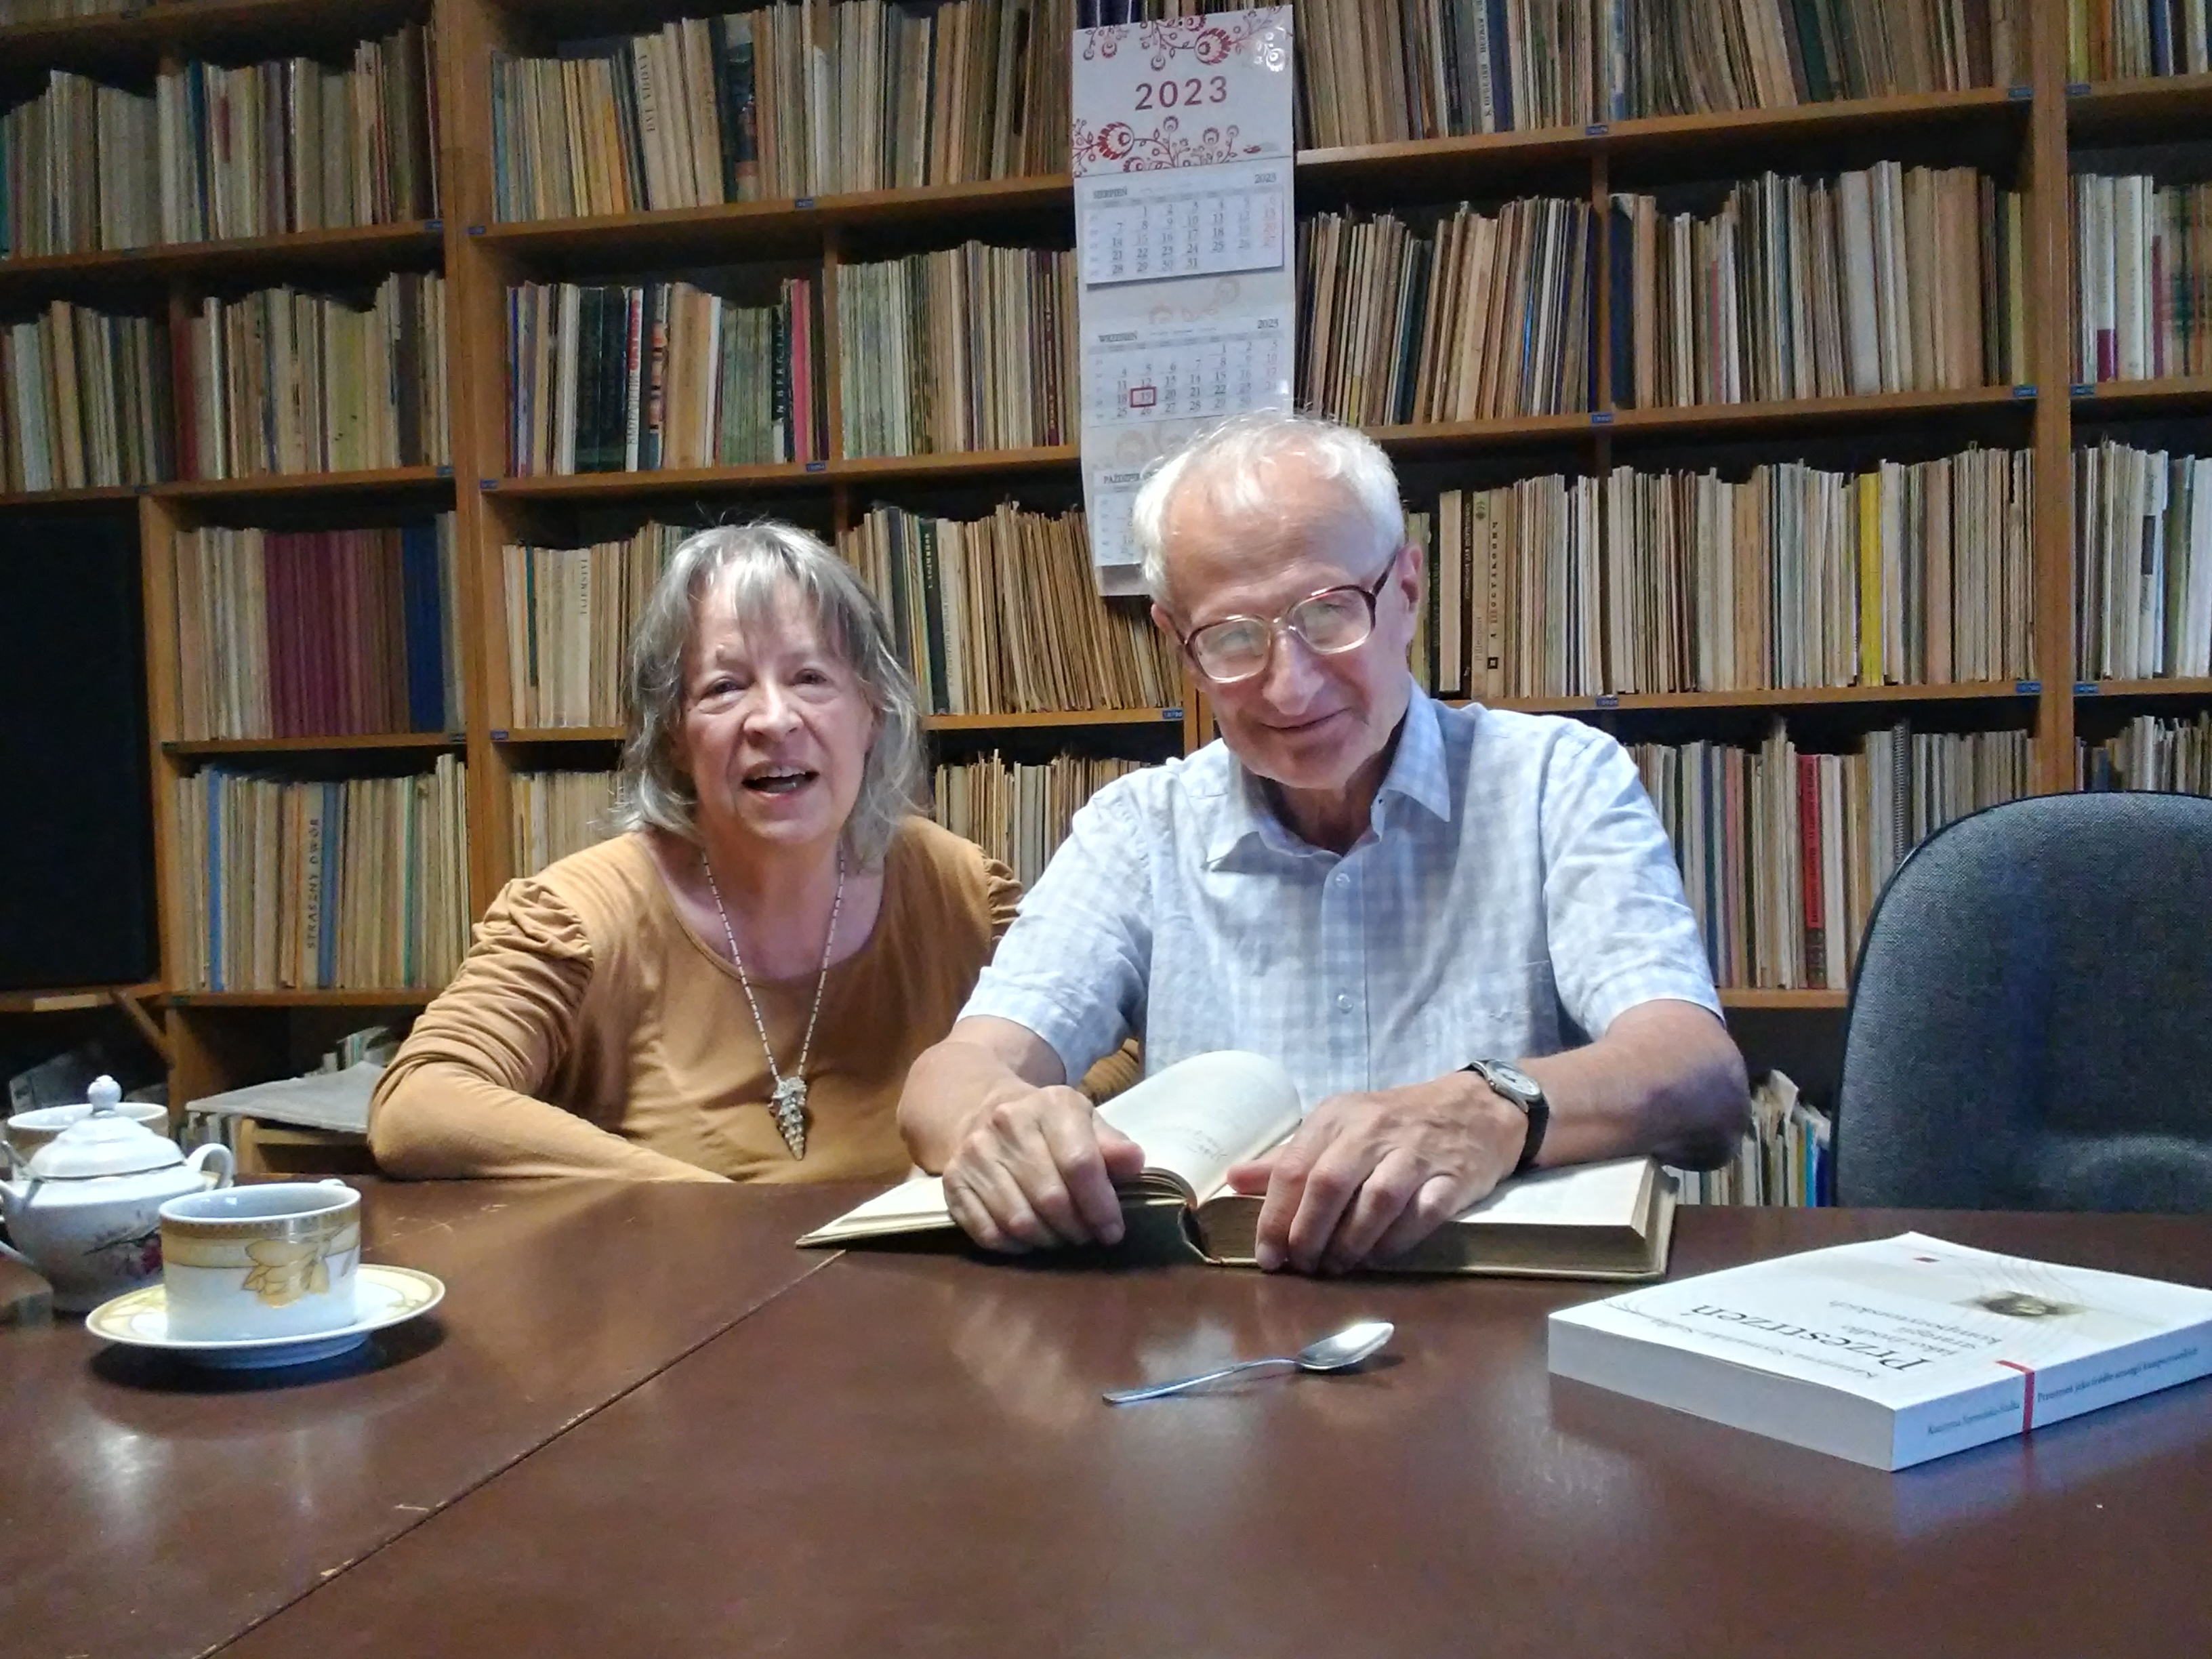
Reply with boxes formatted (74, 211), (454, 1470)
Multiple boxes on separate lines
(1102, 1354), (1297, 1405)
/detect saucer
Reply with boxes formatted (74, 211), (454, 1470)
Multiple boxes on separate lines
(86, 1265), (445, 1369)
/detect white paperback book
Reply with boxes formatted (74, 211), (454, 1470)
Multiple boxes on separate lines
(1548, 1231), (2212, 1469)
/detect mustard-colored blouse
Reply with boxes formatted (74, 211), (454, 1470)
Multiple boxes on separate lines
(367, 817), (1020, 1183)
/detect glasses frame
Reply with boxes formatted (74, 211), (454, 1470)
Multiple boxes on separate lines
(1174, 551), (1404, 687)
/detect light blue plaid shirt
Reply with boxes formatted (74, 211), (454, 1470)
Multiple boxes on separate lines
(962, 689), (1721, 1111)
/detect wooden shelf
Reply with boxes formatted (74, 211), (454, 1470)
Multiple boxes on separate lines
(0, 0), (422, 70)
(1299, 86), (2024, 195)
(0, 222), (443, 302)
(169, 989), (440, 1008)
(1488, 681), (2039, 715)
(473, 174), (1076, 267)
(2065, 72), (2212, 140)
(163, 466), (454, 501)
(495, 726), (624, 745)
(2079, 677), (2212, 701)
(1720, 988), (1849, 1010)
(0, 981), (161, 1015)
(2068, 375), (2212, 420)
(926, 708), (1184, 730)
(487, 448), (1078, 499)
(1370, 387), (2028, 455)
(165, 733), (464, 756)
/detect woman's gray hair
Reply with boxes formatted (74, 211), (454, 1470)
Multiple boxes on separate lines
(1129, 411), (1404, 604)
(611, 520), (924, 868)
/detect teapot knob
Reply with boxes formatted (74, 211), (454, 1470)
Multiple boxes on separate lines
(86, 1077), (122, 1117)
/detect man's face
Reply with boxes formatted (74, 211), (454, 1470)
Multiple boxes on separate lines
(1151, 464), (1421, 802)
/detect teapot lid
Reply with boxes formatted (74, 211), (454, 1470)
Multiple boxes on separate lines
(24, 1078), (182, 1180)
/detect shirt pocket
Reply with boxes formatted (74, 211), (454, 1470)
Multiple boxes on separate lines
(1408, 958), (1562, 1071)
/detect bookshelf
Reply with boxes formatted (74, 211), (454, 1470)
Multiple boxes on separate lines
(3, 0), (2209, 1146)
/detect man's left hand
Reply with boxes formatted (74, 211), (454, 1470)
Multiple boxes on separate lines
(1224, 1073), (1527, 1273)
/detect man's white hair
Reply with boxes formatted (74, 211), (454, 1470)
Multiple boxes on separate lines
(1129, 411), (1404, 604)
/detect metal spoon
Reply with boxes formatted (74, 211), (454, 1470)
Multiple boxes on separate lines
(1102, 1319), (1395, 1404)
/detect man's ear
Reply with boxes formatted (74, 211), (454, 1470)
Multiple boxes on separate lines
(1397, 539), (1426, 613)
(1150, 600), (1179, 638)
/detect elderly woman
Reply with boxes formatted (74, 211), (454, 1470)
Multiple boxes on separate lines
(367, 521), (1019, 1183)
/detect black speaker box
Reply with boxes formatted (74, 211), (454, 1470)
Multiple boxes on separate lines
(0, 514), (158, 989)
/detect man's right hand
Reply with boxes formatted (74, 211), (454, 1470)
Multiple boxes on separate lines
(939, 1082), (1147, 1252)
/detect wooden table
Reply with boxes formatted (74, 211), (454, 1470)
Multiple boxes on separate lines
(209, 1205), (2212, 1659)
(0, 1179), (853, 1659)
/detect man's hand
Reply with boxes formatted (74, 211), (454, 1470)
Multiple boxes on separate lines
(940, 1082), (1147, 1252)
(1225, 1073), (1525, 1274)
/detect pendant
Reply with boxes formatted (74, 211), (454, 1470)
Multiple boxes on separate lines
(770, 1075), (809, 1160)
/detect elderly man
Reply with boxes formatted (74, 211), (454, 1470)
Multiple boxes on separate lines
(899, 411), (1748, 1273)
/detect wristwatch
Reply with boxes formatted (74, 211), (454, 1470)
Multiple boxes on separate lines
(1465, 1059), (1549, 1176)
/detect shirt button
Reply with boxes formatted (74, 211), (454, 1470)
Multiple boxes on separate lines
(1333, 871), (1350, 886)
(1336, 993), (1353, 1012)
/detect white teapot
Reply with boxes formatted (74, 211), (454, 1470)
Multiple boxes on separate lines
(0, 1078), (233, 1312)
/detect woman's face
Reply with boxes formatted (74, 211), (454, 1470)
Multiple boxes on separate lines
(676, 578), (877, 863)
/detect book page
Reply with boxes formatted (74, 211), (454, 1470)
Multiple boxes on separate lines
(1098, 1050), (1300, 1204)
(798, 1174), (955, 1242)
(1454, 1157), (1654, 1227)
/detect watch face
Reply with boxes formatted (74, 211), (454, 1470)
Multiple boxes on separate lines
(1482, 1061), (1541, 1102)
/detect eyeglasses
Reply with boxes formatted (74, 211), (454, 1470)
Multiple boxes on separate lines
(1174, 556), (1401, 686)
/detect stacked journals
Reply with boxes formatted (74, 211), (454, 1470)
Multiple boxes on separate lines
(2081, 712), (2212, 790)
(173, 756), (470, 992)
(2070, 0), (2212, 77)
(0, 0), (132, 19)
(176, 274), (449, 479)
(1633, 722), (2032, 989)
(1298, 199), (1594, 424)
(488, 0), (1069, 218)
(171, 520), (463, 741)
(2075, 440), (2212, 680)
(501, 526), (688, 729)
(2073, 174), (2212, 382)
(1290, 0), (2015, 146)
(835, 243), (1076, 457)
(155, 28), (440, 242)
(1612, 167), (2025, 406)
(839, 504), (1181, 714)
(0, 71), (157, 256)
(1, 302), (171, 489)
(1672, 1070), (1831, 1206)
(506, 279), (823, 472)
(512, 770), (621, 876)
(1409, 451), (2033, 699)
(932, 753), (1146, 889)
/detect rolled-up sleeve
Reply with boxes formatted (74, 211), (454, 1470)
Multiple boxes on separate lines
(958, 780), (1155, 1084)
(1538, 727), (1723, 1037)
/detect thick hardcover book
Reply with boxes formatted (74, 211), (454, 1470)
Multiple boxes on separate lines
(800, 1052), (1674, 1279)
(1550, 1232), (2212, 1470)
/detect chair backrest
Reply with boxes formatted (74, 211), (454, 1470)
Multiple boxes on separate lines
(1837, 791), (2212, 1213)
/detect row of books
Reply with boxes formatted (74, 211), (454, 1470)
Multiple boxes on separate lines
(838, 504), (1183, 714)
(2070, 0), (2212, 79)
(1631, 721), (2032, 989)
(172, 756), (470, 991)
(502, 527), (684, 731)
(2074, 173), (2212, 384)
(506, 279), (824, 474)
(1404, 449), (2034, 700)
(170, 520), (463, 741)
(155, 28), (440, 243)
(512, 769), (620, 878)
(2081, 711), (2212, 790)
(1671, 1070), (1831, 1207)
(930, 752), (1147, 890)
(1298, 199), (1593, 425)
(0, 0), (130, 18)
(178, 274), (449, 480)
(2076, 441), (2212, 681)
(0, 30), (434, 258)
(836, 243), (1076, 457)
(1612, 167), (2025, 407)
(489, 0), (1069, 220)
(1290, 0), (2018, 148)
(2, 302), (169, 489)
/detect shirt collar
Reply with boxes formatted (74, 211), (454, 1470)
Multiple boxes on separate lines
(1205, 683), (1452, 868)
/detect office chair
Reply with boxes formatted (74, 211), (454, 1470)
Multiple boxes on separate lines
(1836, 790), (2212, 1213)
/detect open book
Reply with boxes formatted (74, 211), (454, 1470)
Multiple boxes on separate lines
(800, 1050), (1675, 1279)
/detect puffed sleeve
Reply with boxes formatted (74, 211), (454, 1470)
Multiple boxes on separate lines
(367, 875), (722, 1181)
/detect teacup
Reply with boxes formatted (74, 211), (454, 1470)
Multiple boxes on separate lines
(7, 1100), (169, 1169)
(158, 1181), (363, 1342)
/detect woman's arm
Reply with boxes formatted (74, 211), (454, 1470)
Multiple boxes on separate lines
(368, 878), (722, 1182)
